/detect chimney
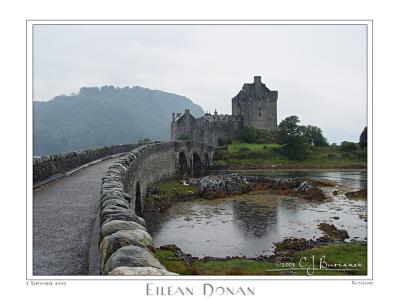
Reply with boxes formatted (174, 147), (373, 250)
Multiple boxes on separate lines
(254, 76), (261, 85)
(185, 109), (190, 115)
(172, 113), (176, 121)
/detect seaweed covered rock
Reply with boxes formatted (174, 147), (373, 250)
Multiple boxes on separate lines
(317, 223), (349, 242)
(345, 188), (367, 200)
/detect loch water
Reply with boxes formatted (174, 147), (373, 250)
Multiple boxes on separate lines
(147, 171), (367, 258)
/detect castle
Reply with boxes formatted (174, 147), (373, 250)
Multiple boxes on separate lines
(171, 76), (278, 146)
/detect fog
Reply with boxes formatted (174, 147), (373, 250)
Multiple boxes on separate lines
(34, 24), (367, 143)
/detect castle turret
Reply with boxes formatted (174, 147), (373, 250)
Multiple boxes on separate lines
(231, 76), (278, 131)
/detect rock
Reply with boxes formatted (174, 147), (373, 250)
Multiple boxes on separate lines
(100, 220), (147, 239)
(101, 190), (125, 199)
(299, 186), (326, 201)
(108, 266), (177, 276)
(317, 223), (349, 242)
(99, 230), (149, 273)
(101, 206), (146, 227)
(119, 229), (153, 246)
(296, 181), (313, 192)
(332, 190), (339, 196)
(101, 206), (133, 221)
(187, 174), (260, 199)
(102, 198), (130, 209)
(101, 212), (145, 227)
(273, 238), (316, 254)
(345, 188), (367, 199)
(187, 174), (327, 201)
(104, 245), (165, 274)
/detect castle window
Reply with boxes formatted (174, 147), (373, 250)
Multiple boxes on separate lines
(259, 108), (262, 117)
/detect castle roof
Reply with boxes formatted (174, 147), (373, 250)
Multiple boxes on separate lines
(233, 76), (278, 100)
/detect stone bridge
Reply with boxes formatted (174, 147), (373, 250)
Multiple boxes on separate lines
(174, 140), (214, 177)
(32, 141), (214, 275)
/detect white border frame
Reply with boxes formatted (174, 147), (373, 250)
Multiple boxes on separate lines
(26, 19), (373, 281)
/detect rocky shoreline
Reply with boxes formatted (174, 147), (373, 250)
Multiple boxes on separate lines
(144, 174), (332, 218)
(144, 174), (368, 216)
(188, 174), (332, 201)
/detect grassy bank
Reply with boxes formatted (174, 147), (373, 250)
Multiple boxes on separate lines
(155, 241), (367, 276)
(144, 180), (198, 212)
(214, 142), (367, 169)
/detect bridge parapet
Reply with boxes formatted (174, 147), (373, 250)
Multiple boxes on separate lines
(98, 140), (214, 275)
(33, 143), (140, 184)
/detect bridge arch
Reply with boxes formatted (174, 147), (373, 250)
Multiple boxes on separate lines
(178, 152), (188, 176)
(204, 152), (210, 168)
(192, 152), (202, 177)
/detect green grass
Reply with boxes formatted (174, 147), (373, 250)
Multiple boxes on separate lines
(154, 241), (367, 276)
(145, 180), (198, 207)
(228, 143), (282, 153)
(214, 142), (367, 169)
(156, 181), (197, 197)
(292, 241), (367, 275)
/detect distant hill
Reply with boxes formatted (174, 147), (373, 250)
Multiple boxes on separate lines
(33, 85), (204, 155)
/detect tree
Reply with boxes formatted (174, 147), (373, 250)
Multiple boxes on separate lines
(304, 125), (328, 146)
(277, 116), (308, 160)
(359, 127), (367, 148)
(277, 116), (305, 143)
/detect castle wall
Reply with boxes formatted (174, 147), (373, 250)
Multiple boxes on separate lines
(171, 109), (195, 140)
(171, 77), (278, 146)
(193, 114), (241, 146)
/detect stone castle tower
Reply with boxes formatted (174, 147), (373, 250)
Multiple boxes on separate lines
(171, 76), (278, 146)
(232, 76), (278, 130)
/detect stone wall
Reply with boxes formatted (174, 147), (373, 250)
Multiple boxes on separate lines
(33, 144), (138, 184)
(98, 142), (178, 276)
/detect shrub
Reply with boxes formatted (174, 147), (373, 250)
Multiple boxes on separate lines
(279, 140), (309, 160)
(340, 141), (358, 152)
(238, 126), (258, 143)
(328, 153), (340, 159)
(213, 149), (228, 161)
(217, 138), (232, 146)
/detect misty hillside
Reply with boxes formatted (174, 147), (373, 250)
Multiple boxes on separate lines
(33, 85), (204, 155)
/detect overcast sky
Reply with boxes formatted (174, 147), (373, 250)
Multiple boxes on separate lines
(34, 24), (367, 143)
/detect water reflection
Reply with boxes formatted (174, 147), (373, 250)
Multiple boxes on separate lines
(232, 200), (277, 238)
